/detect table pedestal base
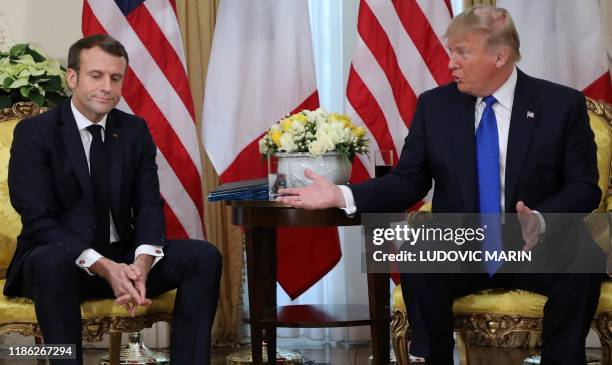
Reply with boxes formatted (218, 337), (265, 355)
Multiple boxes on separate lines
(226, 343), (302, 364)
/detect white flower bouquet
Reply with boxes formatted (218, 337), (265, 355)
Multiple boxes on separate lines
(258, 108), (369, 161)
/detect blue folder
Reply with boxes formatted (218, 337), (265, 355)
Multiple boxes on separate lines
(207, 178), (269, 202)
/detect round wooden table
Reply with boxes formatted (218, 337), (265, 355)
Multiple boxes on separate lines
(231, 200), (390, 365)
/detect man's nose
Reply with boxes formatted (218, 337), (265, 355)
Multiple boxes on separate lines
(101, 76), (112, 91)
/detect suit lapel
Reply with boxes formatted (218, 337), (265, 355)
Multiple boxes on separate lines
(59, 102), (94, 207)
(452, 90), (479, 212)
(105, 112), (123, 222)
(505, 70), (538, 212)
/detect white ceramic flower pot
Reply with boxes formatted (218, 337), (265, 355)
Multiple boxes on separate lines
(275, 152), (352, 188)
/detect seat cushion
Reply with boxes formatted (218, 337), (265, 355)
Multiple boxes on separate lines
(0, 279), (176, 324)
(393, 281), (612, 319)
(0, 118), (22, 275)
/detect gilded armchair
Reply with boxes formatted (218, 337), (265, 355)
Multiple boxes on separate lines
(0, 102), (176, 365)
(391, 97), (612, 365)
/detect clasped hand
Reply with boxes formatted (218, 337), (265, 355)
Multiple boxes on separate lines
(91, 255), (154, 316)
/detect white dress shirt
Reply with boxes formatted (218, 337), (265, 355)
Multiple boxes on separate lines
(340, 68), (545, 231)
(71, 101), (164, 274)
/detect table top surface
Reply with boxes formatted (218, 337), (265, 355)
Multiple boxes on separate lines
(229, 199), (362, 227)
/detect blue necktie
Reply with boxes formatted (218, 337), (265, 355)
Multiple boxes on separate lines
(476, 96), (503, 275)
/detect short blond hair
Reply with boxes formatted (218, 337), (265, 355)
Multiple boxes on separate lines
(445, 5), (521, 63)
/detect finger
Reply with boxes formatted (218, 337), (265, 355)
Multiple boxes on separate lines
(135, 280), (147, 303)
(276, 195), (302, 207)
(277, 187), (301, 196)
(303, 168), (319, 181)
(128, 303), (136, 317)
(129, 264), (142, 277)
(516, 201), (532, 214)
(123, 266), (139, 281)
(116, 294), (131, 305)
(143, 298), (152, 306)
(122, 282), (143, 306)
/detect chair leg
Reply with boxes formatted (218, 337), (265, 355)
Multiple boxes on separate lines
(594, 314), (612, 365)
(391, 309), (410, 364)
(109, 331), (122, 365)
(455, 330), (470, 365)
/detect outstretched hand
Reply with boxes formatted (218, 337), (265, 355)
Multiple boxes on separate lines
(275, 169), (346, 210)
(516, 201), (541, 251)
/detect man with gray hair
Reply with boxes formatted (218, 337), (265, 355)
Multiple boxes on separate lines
(278, 5), (602, 365)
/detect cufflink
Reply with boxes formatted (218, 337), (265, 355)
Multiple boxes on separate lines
(79, 260), (85, 265)
(155, 249), (162, 254)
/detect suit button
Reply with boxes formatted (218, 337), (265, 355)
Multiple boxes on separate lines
(89, 226), (96, 233)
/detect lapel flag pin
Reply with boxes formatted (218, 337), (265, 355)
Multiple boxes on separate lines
(526, 111), (535, 119)
(112, 133), (119, 138)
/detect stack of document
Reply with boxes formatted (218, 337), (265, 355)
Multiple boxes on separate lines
(207, 178), (269, 202)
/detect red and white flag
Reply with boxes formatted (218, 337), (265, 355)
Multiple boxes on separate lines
(346, 1), (452, 187)
(202, 0), (341, 299)
(346, 0), (453, 282)
(497, 0), (611, 102)
(82, 0), (205, 240)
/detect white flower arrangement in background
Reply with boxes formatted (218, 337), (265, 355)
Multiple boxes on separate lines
(259, 108), (369, 161)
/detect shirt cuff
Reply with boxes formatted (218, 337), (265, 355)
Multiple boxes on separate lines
(338, 185), (357, 216)
(76, 248), (103, 276)
(532, 210), (546, 234)
(135, 244), (164, 268)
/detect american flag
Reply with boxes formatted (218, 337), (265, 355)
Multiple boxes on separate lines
(82, 0), (204, 240)
(347, 0), (453, 183)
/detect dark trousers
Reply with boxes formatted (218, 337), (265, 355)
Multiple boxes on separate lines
(20, 239), (222, 365)
(400, 272), (602, 365)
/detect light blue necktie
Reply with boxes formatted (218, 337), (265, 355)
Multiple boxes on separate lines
(476, 95), (503, 275)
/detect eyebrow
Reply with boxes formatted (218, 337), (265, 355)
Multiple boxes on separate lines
(86, 70), (123, 78)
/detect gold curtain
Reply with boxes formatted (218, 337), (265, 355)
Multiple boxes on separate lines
(463, 0), (496, 9)
(175, 0), (244, 346)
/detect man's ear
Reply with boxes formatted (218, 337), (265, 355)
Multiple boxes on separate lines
(66, 68), (78, 90)
(495, 46), (510, 69)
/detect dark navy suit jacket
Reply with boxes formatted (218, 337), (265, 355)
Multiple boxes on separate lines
(351, 70), (603, 266)
(4, 100), (166, 296)
(351, 70), (601, 215)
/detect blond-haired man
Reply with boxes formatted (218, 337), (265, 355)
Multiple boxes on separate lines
(278, 6), (602, 364)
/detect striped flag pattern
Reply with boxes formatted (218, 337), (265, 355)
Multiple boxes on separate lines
(82, 0), (205, 240)
(347, 0), (453, 183)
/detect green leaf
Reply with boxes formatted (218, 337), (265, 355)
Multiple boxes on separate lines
(25, 48), (46, 63)
(3, 76), (15, 88)
(29, 90), (44, 106)
(19, 86), (30, 98)
(9, 44), (27, 57)
(17, 69), (30, 78)
(8, 78), (28, 89)
(0, 94), (12, 108)
(47, 75), (61, 90)
(27, 65), (45, 76)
